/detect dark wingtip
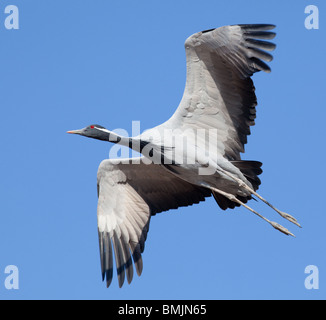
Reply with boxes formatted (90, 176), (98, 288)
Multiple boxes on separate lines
(201, 28), (216, 34)
(238, 25), (277, 74)
(238, 24), (276, 31)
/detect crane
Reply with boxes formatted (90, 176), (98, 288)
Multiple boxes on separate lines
(68, 24), (300, 288)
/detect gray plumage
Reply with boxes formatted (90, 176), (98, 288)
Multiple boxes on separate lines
(68, 24), (300, 288)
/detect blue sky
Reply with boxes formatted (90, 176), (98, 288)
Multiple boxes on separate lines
(0, 0), (325, 300)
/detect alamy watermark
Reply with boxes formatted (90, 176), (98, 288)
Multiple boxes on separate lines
(3, 265), (19, 290)
(106, 121), (226, 175)
(305, 5), (319, 29)
(304, 265), (319, 290)
(3, 5), (19, 30)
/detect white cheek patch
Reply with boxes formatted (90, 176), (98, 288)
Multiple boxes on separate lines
(96, 127), (111, 134)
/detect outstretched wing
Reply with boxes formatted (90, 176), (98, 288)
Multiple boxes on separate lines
(97, 158), (211, 288)
(164, 24), (276, 161)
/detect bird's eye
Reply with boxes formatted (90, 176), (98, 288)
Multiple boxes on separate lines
(90, 125), (95, 129)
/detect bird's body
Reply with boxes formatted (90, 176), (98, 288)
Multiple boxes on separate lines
(68, 24), (300, 288)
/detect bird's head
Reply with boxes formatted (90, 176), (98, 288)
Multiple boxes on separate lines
(67, 124), (111, 141)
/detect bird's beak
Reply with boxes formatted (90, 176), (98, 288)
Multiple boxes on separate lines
(67, 129), (83, 135)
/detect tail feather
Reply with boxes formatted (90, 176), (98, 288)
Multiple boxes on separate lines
(213, 160), (263, 211)
(231, 160), (262, 191)
(213, 191), (252, 211)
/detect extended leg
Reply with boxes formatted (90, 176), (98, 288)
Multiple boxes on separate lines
(216, 168), (301, 228)
(209, 186), (295, 237)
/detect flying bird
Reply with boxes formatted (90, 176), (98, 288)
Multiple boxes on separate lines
(68, 24), (300, 288)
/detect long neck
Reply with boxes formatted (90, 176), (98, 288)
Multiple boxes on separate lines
(97, 128), (143, 152)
